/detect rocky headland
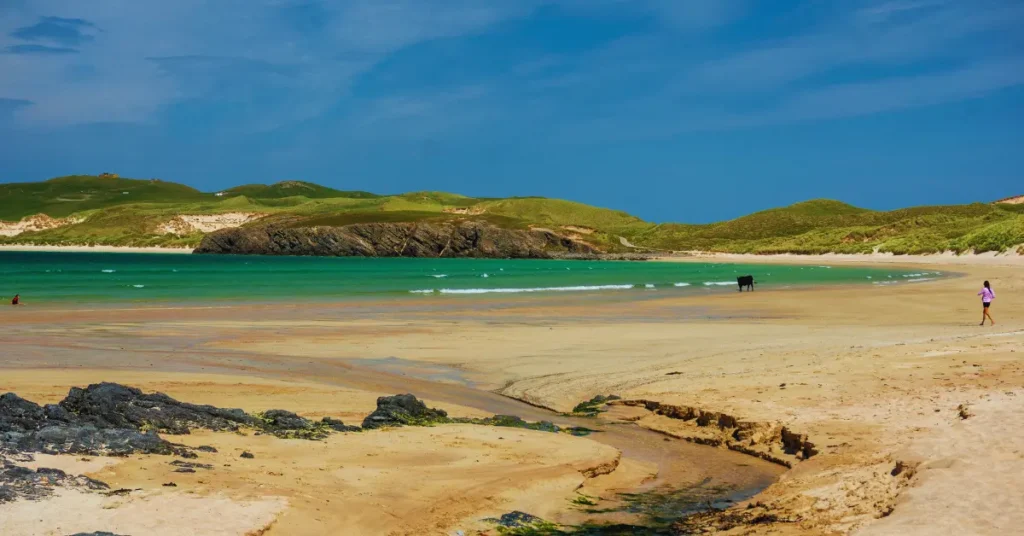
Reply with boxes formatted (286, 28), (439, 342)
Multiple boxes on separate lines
(194, 221), (598, 258)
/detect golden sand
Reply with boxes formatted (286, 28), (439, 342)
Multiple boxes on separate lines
(1, 254), (1021, 534)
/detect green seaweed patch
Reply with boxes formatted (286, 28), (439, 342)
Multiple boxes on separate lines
(251, 411), (358, 440)
(610, 480), (735, 526)
(573, 493), (598, 507)
(571, 395), (622, 417)
(453, 415), (597, 436)
(495, 520), (672, 535)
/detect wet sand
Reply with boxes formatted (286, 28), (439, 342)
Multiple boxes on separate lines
(1, 254), (1022, 534)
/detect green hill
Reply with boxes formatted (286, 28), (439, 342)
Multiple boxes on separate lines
(0, 175), (1021, 254)
(220, 181), (377, 200)
(0, 175), (210, 220)
(627, 199), (1024, 254)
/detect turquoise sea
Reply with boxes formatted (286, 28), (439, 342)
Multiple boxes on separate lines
(0, 252), (940, 305)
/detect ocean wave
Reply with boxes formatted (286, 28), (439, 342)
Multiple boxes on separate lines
(906, 277), (936, 283)
(410, 284), (636, 295)
(673, 282), (691, 287)
(102, 269), (116, 273)
(703, 281), (734, 286)
(131, 284), (145, 288)
(644, 284), (655, 289)
(481, 273), (489, 278)
(430, 274), (448, 278)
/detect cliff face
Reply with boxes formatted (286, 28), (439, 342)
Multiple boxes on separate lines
(193, 221), (596, 258)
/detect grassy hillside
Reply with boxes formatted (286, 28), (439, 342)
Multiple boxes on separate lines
(1, 175), (1021, 254)
(221, 181), (378, 200)
(626, 200), (1024, 254)
(0, 176), (210, 220)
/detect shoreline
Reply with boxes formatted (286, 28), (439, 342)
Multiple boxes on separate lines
(1, 241), (1022, 266)
(0, 244), (194, 254)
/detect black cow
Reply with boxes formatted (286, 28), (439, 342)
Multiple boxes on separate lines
(737, 275), (755, 292)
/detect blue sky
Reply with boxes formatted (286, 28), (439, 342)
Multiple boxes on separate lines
(0, 0), (1021, 222)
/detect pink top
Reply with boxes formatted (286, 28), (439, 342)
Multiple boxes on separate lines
(978, 287), (995, 302)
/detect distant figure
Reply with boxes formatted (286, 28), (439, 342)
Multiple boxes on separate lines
(11, 294), (20, 306)
(737, 275), (755, 292)
(978, 281), (995, 326)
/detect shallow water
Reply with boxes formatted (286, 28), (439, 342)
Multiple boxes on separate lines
(0, 251), (932, 304)
(347, 355), (784, 529)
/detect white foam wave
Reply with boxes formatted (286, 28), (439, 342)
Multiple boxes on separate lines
(411, 284), (635, 295)
(673, 282), (691, 287)
(703, 281), (735, 286)
(906, 277), (936, 283)
(430, 274), (448, 278)
(132, 284), (145, 288)
(644, 284), (655, 289)
(101, 269), (116, 273)
(481, 273), (489, 278)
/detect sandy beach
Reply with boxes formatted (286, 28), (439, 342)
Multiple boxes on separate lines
(1, 253), (1021, 535)
(0, 245), (194, 254)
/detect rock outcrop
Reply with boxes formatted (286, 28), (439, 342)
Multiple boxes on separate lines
(361, 394), (450, 429)
(194, 221), (597, 258)
(0, 383), (361, 457)
(614, 399), (817, 468)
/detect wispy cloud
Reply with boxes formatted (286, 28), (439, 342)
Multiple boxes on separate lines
(0, 0), (1021, 140)
(3, 44), (78, 55)
(0, 97), (33, 120)
(10, 16), (99, 47)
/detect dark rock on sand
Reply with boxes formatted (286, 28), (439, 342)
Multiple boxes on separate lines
(196, 445), (218, 453)
(195, 221), (597, 259)
(259, 410), (308, 430)
(68, 532), (130, 536)
(484, 511), (545, 528)
(255, 409), (358, 439)
(2, 383), (358, 460)
(170, 460), (212, 470)
(7, 423), (176, 457)
(59, 383), (256, 435)
(240, 451), (254, 459)
(0, 463), (109, 503)
(361, 394), (449, 429)
(321, 417), (360, 433)
(0, 393), (47, 430)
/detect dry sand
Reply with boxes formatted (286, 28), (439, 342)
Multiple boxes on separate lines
(1, 253), (1022, 534)
(0, 244), (193, 253)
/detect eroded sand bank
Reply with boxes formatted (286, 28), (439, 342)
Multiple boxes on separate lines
(1, 254), (1022, 534)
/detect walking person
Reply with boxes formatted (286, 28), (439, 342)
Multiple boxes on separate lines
(978, 281), (995, 326)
